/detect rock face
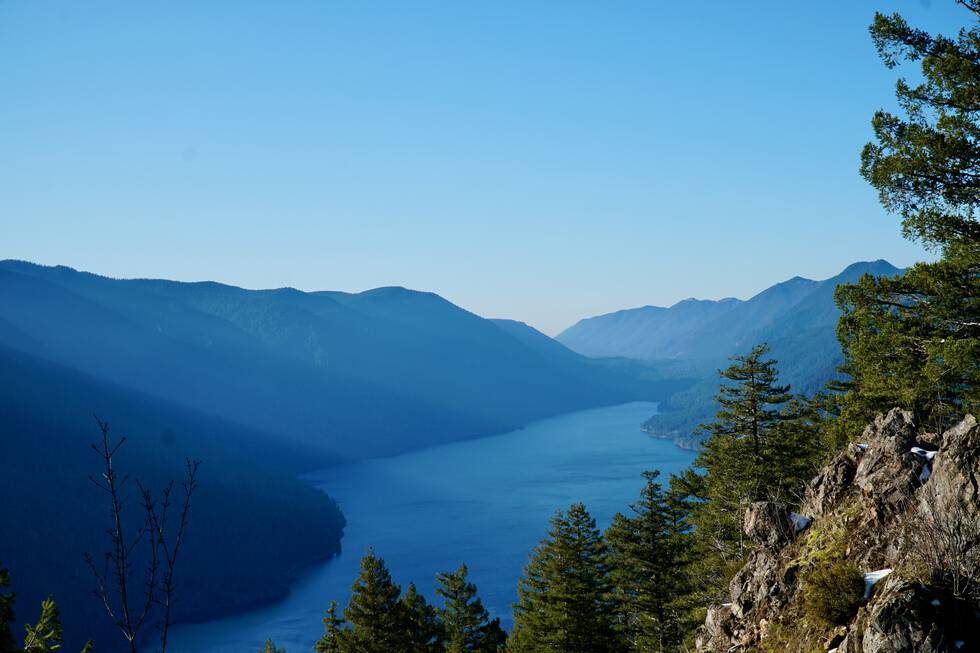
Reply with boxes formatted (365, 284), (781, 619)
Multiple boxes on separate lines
(851, 577), (947, 653)
(697, 409), (980, 653)
(801, 445), (859, 517)
(853, 410), (924, 515)
(743, 501), (793, 550)
(930, 414), (980, 509)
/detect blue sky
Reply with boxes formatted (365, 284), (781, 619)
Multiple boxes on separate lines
(0, 1), (968, 334)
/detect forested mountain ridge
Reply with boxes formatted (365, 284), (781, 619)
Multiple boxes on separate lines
(556, 260), (904, 447)
(0, 344), (346, 650)
(0, 260), (680, 650)
(557, 259), (902, 364)
(0, 260), (678, 458)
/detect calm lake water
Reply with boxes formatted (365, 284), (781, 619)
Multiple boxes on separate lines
(169, 401), (696, 653)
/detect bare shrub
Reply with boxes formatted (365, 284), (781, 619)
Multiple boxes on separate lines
(85, 417), (199, 653)
(910, 481), (980, 600)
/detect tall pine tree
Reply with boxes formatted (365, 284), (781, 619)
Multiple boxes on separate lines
(510, 503), (620, 653)
(837, 2), (980, 437)
(258, 640), (285, 653)
(435, 565), (505, 653)
(314, 601), (345, 653)
(401, 583), (443, 653)
(606, 471), (689, 653)
(676, 345), (820, 603)
(338, 550), (409, 653)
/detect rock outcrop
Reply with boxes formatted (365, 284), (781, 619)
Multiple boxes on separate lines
(696, 409), (980, 653)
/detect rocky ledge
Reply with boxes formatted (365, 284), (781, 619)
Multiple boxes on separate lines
(696, 409), (980, 653)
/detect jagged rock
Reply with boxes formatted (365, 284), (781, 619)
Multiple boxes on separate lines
(744, 501), (793, 549)
(696, 604), (736, 653)
(802, 446), (859, 517)
(696, 409), (980, 653)
(930, 415), (980, 508)
(916, 430), (942, 448)
(859, 577), (946, 652)
(729, 549), (788, 621)
(825, 625), (847, 650)
(853, 409), (924, 514)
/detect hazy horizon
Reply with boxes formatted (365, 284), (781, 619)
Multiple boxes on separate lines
(2, 255), (901, 336)
(1, 1), (959, 333)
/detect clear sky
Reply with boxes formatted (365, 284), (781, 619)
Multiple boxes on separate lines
(0, 1), (968, 334)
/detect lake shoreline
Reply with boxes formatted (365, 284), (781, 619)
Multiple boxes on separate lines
(169, 402), (696, 653)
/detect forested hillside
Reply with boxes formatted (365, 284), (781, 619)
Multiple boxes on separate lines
(0, 345), (346, 649)
(0, 261), (682, 650)
(557, 260), (900, 365)
(557, 260), (903, 446)
(0, 261), (678, 458)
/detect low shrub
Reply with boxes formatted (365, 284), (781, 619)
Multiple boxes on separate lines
(802, 558), (865, 625)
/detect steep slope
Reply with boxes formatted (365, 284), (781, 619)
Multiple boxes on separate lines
(0, 261), (674, 459)
(0, 345), (345, 650)
(698, 409), (980, 652)
(555, 299), (742, 360)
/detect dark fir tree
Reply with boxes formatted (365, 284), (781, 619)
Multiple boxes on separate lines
(435, 564), (505, 653)
(675, 345), (821, 603)
(510, 503), (620, 653)
(837, 1), (980, 436)
(401, 582), (443, 653)
(698, 343), (793, 504)
(0, 565), (92, 653)
(314, 601), (345, 653)
(861, 4), (980, 247)
(258, 640), (285, 653)
(339, 550), (409, 653)
(605, 471), (689, 653)
(1, 566), (15, 653)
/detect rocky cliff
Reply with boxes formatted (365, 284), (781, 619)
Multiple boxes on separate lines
(697, 409), (980, 653)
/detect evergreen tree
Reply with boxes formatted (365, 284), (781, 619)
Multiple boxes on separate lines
(837, 2), (980, 437)
(21, 598), (63, 653)
(314, 601), (346, 653)
(258, 640), (285, 653)
(0, 566), (16, 653)
(340, 550), (409, 653)
(0, 565), (92, 653)
(510, 503), (620, 653)
(861, 4), (980, 247)
(474, 619), (506, 653)
(698, 343), (793, 504)
(435, 565), (504, 653)
(691, 345), (791, 567)
(606, 471), (689, 653)
(401, 583), (443, 653)
(677, 345), (820, 602)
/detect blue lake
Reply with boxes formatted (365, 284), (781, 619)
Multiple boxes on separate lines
(169, 401), (696, 652)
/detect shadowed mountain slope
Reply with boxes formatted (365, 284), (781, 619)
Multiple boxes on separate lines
(0, 261), (676, 459)
(0, 344), (345, 649)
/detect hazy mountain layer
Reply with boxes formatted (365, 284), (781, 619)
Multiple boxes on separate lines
(557, 260), (904, 445)
(558, 260), (901, 364)
(0, 261), (677, 459)
(0, 260), (680, 649)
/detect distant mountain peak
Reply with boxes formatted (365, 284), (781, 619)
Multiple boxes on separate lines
(557, 259), (905, 362)
(839, 259), (901, 276)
